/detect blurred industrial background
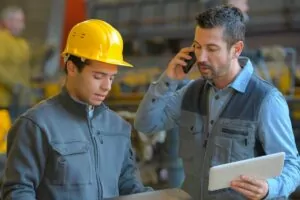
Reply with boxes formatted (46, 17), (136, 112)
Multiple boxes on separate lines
(0, 0), (300, 198)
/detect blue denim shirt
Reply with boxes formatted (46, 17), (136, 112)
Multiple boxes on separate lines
(135, 58), (300, 199)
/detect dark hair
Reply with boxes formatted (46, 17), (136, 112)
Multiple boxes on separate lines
(195, 5), (245, 47)
(64, 55), (90, 74)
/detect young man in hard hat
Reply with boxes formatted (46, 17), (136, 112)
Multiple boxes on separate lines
(1, 19), (152, 200)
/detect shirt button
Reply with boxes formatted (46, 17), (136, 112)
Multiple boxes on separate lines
(165, 82), (170, 87)
(210, 120), (214, 125)
(215, 95), (219, 100)
(152, 98), (156, 103)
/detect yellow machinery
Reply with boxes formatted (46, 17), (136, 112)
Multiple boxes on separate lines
(256, 47), (300, 128)
(0, 109), (11, 153)
(43, 78), (65, 99)
(105, 67), (162, 110)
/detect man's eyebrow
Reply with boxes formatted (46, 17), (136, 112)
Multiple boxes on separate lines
(92, 71), (118, 76)
(193, 40), (200, 46)
(206, 44), (220, 48)
(193, 41), (219, 48)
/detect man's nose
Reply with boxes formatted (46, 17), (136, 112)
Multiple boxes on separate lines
(100, 77), (112, 91)
(197, 50), (208, 62)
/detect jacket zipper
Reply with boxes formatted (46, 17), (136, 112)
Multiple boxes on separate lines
(88, 117), (103, 200)
(93, 134), (103, 200)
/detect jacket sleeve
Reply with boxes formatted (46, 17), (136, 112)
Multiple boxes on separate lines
(134, 72), (192, 134)
(258, 89), (300, 199)
(118, 139), (152, 195)
(1, 116), (48, 200)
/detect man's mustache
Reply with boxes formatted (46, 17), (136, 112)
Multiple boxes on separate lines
(197, 62), (212, 69)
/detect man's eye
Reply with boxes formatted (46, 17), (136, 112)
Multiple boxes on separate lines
(94, 75), (103, 80)
(194, 45), (201, 49)
(208, 48), (218, 52)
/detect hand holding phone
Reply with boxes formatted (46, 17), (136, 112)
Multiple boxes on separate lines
(166, 46), (196, 80)
(183, 51), (196, 74)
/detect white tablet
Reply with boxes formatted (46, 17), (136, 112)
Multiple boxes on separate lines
(208, 152), (285, 191)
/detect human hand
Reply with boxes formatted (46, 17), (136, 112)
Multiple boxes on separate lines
(231, 175), (269, 200)
(166, 47), (195, 80)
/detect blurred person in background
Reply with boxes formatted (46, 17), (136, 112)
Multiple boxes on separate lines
(0, 6), (30, 178)
(206, 0), (249, 20)
(0, 6), (32, 121)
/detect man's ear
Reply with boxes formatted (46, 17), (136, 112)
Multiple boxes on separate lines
(66, 61), (77, 76)
(231, 41), (244, 59)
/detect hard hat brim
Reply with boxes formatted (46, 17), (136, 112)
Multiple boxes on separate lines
(105, 59), (133, 68)
(62, 52), (133, 68)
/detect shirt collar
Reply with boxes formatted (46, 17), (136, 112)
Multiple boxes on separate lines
(231, 57), (254, 93)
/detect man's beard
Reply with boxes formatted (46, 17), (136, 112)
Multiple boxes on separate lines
(197, 61), (231, 81)
(197, 63), (215, 80)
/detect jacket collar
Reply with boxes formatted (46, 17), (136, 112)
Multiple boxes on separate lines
(58, 87), (108, 119)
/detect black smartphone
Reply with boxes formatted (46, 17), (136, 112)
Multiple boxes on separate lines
(183, 51), (196, 74)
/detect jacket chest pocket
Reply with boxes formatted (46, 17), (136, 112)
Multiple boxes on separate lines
(214, 120), (256, 163)
(48, 141), (92, 185)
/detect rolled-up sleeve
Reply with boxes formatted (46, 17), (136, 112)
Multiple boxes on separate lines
(134, 72), (191, 133)
(258, 89), (300, 199)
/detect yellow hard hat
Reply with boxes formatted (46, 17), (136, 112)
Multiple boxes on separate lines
(62, 19), (132, 67)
